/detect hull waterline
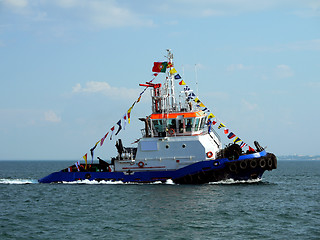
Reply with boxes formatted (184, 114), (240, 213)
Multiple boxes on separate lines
(39, 151), (277, 184)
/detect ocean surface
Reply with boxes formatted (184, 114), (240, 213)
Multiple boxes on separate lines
(0, 160), (319, 240)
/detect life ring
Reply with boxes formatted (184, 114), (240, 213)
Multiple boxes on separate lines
(250, 159), (257, 169)
(229, 163), (237, 172)
(267, 158), (273, 169)
(240, 160), (247, 170)
(138, 161), (145, 168)
(271, 153), (277, 169)
(206, 151), (213, 158)
(168, 128), (175, 136)
(259, 159), (266, 168)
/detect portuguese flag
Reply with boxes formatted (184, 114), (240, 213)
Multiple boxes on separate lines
(152, 62), (168, 73)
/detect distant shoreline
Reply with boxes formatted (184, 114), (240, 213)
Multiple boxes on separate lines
(0, 156), (320, 161)
(277, 155), (320, 161)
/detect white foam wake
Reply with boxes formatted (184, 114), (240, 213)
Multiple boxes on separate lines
(208, 178), (262, 185)
(61, 179), (175, 185)
(0, 178), (38, 184)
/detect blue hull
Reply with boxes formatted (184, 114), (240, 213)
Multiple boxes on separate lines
(39, 151), (277, 184)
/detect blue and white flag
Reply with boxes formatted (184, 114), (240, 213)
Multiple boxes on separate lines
(115, 119), (122, 135)
(174, 74), (182, 79)
(75, 161), (80, 172)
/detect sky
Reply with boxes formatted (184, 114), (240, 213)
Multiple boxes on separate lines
(0, 0), (319, 160)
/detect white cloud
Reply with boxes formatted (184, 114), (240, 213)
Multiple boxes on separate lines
(3, 0), (28, 8)
(287, 39), (320, 51)
(275, 64), (294, 79)
(154, 0), (312, 17)
(227, 64), (252, 72)
(53, 0), (154, 28)
(88, 1), (153, 28)
(292, 0), (320, 17)
(2, 0), (318, 33)
(49, 0), (153, 28)
(306, 82), (320, 88)
(2, 0), (153, 29)
(251, 39), (320, 52)
(55, 0), (78, 8)
(44, 110), (61, 123)
(72, 81), (140, 99)
(2, 0), (30, 16)
(241, 99), (258, 111)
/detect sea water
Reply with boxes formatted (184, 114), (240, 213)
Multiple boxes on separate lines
(0, 160), (319, 240)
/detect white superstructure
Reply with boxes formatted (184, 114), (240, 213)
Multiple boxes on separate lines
(114, 50), (222, 172)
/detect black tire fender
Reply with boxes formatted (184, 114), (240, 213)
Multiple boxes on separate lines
(259, 158), (266, 168)
(229, 163), (237, 172)
(239, 160), (247, 170)
(267, 158), (273, 169)
(250, 159), (257, 169)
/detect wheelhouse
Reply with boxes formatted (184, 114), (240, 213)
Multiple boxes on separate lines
(145, 111), (208, 137)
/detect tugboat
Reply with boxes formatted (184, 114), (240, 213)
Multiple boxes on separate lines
(39, 50), (277, 184)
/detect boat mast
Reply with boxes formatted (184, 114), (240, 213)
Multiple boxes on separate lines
(166, 49), (176, 112)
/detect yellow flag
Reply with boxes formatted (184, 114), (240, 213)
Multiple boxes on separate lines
(169, 68), (177, 74)
(127, 107), (133, 124)
(208, 113), (215, 119)
(193, 97), (201, 104)
(83, 153), (87, 169)
(179, 80), (186, 85)
(199, 102), (206, 108)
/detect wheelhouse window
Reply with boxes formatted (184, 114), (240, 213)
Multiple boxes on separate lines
(153, 120), (164, 133)
(185, 118), (194, 132)
(178, 119), (184, 133)
(201, 116), (207, 129)
(167, 119), (176, 131)
(195, 118), (200, 131)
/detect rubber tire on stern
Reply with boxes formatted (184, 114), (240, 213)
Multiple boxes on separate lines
(229, 163), (237, 172)
(259, 158), (266, 168)
(239, 160), (247, 170)
(250, 159), (257, 169)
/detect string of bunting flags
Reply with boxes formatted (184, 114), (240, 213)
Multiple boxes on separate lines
(152, 61), (255, 152)
(79, 73), (160, 170)
(76, 60), (255, 171)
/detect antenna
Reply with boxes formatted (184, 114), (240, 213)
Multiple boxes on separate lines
(182, 64), (185, 80)
(195, 64), (199, 96)
(164, 49), (175, 112)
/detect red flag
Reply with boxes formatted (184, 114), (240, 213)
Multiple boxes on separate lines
(240, 142), (247, 148)
(227, 132), (236, 139)
(248, 146), (256, 152)
(152, 62), (168, 73)
(110, 126), (115, 140)
(101, 132), (108, 146)
(179, 80), (186, 85)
